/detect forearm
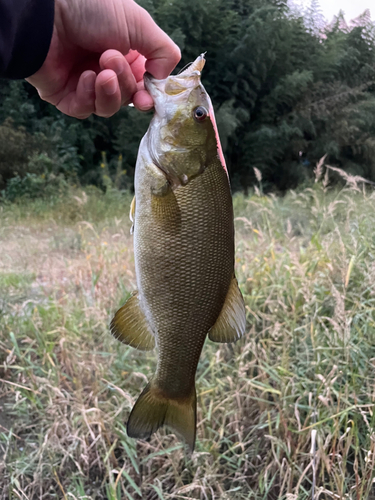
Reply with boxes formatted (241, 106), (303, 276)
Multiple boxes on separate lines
(0, 0), (54, 79)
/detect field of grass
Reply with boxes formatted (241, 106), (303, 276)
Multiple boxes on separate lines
(1, 172), (375, 499)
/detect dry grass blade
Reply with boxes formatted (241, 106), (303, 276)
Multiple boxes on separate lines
(326, 164), (375, 190)
(1, 185), (375, 498)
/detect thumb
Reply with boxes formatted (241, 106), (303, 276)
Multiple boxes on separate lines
(129, 3), (181, 79)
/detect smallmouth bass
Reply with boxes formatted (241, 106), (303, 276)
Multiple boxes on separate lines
(111, 54), (246, 450)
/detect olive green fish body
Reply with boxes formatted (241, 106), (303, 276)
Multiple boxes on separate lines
(110, 55), (246, 450)
(135, 152), (234, 399)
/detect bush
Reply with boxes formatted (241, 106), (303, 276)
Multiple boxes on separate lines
(2, 172), (68, 202)
(0, 118), (48, 190)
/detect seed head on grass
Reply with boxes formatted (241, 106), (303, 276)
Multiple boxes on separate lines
(326, 164), (375, 191)
(2, 181), (375, 498)
(253, 167), (262, 183)
(314, 154), (327, 183)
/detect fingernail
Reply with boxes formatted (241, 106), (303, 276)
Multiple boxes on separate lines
(83, 73), (95, 92)
(103, 77), (117, 95)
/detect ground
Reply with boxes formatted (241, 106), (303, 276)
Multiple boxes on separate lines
(1, 174), (375, 499)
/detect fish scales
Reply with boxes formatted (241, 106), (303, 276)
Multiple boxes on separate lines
(135, 157), (233, 397)
(110, 54), (246, 450)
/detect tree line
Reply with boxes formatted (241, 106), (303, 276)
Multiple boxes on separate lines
(1, 0), (375, 196)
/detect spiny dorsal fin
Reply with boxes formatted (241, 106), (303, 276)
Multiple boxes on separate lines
(127, 382), (197, 451)
(110, 292), (155, 351)
(208, 276), (246, 343)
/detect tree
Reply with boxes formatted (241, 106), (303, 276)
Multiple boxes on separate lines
(1, 0), (375, 193)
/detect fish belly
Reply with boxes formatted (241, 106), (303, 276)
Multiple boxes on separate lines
(134, 157), (234, 399)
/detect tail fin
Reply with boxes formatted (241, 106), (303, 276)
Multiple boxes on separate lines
(127, 382), (197, 451)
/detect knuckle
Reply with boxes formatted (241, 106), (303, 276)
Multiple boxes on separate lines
(172, 44), (182, 64)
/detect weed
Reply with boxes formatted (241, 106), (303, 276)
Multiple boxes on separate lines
(1, 170), (375, 498)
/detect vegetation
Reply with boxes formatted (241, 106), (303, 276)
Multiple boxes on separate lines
(2, 0), (375, 497)
(1, 1), (375, 195)
(1, 166), (375, 498)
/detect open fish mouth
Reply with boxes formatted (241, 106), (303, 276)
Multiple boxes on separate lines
(144, 54), (206, 99)
(176, 53), (206, 75)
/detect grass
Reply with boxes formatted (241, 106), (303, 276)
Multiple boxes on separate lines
(1, 171), (375, 499)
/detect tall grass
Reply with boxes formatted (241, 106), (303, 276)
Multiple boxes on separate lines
(1, 173), (375, 499)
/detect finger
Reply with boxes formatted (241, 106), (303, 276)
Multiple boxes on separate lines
(56, 70), (96, 119)
(133, 90), (154, 111)
(129, 5), (181, 79)
(99, 50), (138, 106)
(95, 69), (122, 117)
(133, 78), (154, 111)
(126, 49), (144, 67)
(126, 50), (147, 83)
(126, 51), (154, 109)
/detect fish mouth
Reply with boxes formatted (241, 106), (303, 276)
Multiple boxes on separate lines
(144, 54), (206, 99)
(177, 53), (206, 76)
(143, 72), (158, 95)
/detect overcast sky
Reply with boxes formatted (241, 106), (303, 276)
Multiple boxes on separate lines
(292, 0), (371, 22)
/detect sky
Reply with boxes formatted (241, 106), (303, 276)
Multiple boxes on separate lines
(292, 0), (372, 23)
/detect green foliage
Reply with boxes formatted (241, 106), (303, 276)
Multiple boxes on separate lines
(0, 118), (46, 189)
(2, 171), (68, 202)
(1, 1), (375, 192)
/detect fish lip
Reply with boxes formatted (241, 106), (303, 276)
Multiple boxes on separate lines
(177, 53), (206, 76)
(144, 72), (165, 99)
(144, 53), (205, 86)
(143, 72), (155, 92)
(144, 53), (206, 98)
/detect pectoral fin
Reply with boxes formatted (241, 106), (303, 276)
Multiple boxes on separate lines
(110, 292), (155, 351)
(129, 196), (136, 235)
(208, 276), (246, 343)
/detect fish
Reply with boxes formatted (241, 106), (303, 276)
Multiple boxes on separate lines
(110, 54), (246, 451)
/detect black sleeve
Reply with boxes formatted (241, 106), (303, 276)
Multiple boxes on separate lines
(0, 0), (54, 79)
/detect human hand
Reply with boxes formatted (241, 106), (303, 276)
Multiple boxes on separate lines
(26, 0), (180, 118)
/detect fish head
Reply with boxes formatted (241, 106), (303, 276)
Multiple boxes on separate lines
(144, 54), (223, 188)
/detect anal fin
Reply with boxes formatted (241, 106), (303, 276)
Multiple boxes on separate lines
(110, 292), (155, 351)
(208, 276), (246, 343)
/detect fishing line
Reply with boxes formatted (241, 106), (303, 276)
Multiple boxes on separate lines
(177, 53), (207, 75)
(177, 62), (193, 74)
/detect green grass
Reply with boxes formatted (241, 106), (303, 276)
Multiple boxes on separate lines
(0, 273), (36, 289)
(1, 176), (375, 499)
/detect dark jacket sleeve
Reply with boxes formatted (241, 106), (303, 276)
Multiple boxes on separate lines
(0, 0), (54, 79)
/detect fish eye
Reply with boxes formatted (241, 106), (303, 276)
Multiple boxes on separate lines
(193, 106), (208, 122)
